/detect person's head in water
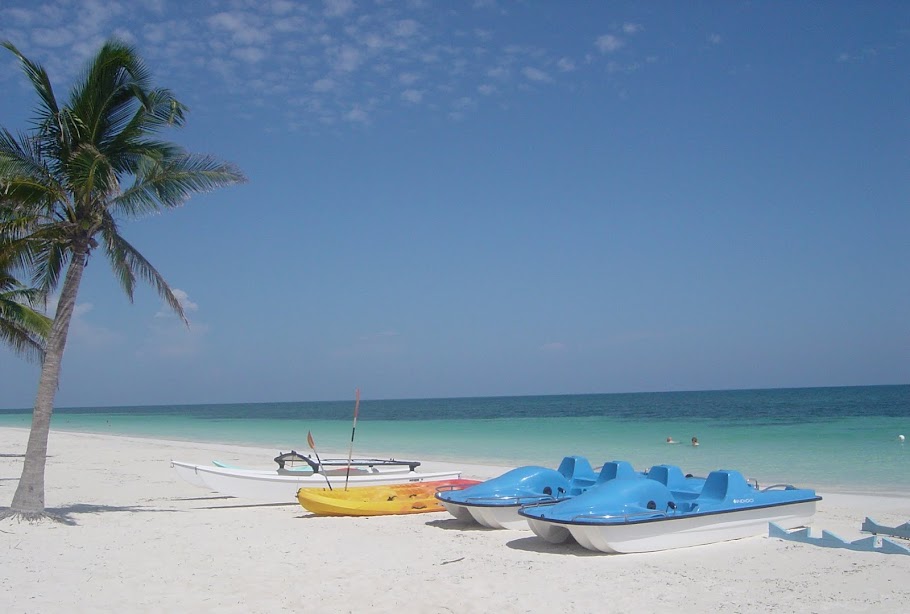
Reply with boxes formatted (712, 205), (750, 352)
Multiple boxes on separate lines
(691, 436), (699, 446)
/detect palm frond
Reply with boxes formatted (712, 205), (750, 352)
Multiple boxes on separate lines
(112, 153), (245, 217)
(1, 41), (61, 129)
(99, 212), (135, 299)
(0, 263), (51, 363)
(30, 239), (69, 294)
(101, 228), (187, 324)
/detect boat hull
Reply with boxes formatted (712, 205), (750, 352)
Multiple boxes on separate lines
(466, 504), (529, 530)
(172, 460), (413, 490)
(194, 465), (464, 503)
(297, 479), (481, 516)
(171, 461), (210, 488)
(527, 500), (818, 553)
(438, 501), (477, 522)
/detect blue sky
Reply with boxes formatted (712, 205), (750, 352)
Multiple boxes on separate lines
(0, 1), (907, 409)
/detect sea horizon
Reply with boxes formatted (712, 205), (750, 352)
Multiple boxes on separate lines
(2, 381), (906, 412)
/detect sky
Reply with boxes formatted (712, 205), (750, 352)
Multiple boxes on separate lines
(0, 0), (907, 409)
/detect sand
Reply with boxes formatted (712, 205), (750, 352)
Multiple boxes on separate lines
(2, 427), (909, 613)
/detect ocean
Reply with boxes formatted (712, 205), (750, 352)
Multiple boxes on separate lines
(1, 385), (907, 494)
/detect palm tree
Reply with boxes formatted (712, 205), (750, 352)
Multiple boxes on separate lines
(0, 39), (245, 521)
(0, 258), (52, 362)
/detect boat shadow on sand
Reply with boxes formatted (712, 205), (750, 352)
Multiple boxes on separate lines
(425, 518), (603, 556)
(504, 535), (605, 557)
(425, 517), (500, 532)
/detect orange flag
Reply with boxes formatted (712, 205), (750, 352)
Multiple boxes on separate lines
(307, 430), (316, 451)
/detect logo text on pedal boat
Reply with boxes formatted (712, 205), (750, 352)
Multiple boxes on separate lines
(733, 498), (754, 504)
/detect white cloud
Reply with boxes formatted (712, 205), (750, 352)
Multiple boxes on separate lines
(155, 288), (198, 319)
(0, 1), (655, 132)
(31, 27), (75, 48)
(271, 0), (296, 15)
(399, 72), (419, 85)
(393, 19), (419, 38)
(522, 66), (550, 82)
(345, 105), (369, 123)
(452, 96), (475, 110)
(595, 34), (624, 53)
(556, 57), (575, 72)
(487, 66), (509, 79)
(324, 0), (354, 18)
(142, 289), (206, 357)
(232, 47), (266, 63)
(708, 33), (722, 45)
(363, 33), (387, 51)
(3, 8), (37, 25)
(313, 77), (335, 91)
(207, 11), (269, 45)
(836, 47), (878, 63)
(401, 89), (423, 103)
(332, 44), (362, 72)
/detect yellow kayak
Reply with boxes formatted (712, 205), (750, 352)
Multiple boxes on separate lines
(297, 479), (481, 516)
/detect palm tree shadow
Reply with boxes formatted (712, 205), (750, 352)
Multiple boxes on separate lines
(0, 503), (178, 526)
(194, 502), (298, 510)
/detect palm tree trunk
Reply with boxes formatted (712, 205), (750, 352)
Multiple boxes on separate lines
(7, 248), (87, 516)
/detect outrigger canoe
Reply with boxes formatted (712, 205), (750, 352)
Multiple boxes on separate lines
(297, 479), (482, 516)
(172, 458), (414, 489)
(190, 464), (464, 503)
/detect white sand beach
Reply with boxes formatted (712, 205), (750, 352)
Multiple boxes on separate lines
(2, 426), (909, 613)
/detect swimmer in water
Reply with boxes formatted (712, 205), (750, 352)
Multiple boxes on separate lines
(666, 436), (675, 444)
(691, 436), (699, 447)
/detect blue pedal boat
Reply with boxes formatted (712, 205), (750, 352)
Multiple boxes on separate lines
(435, 456), (638, 529)
(519, 469), (820, 553)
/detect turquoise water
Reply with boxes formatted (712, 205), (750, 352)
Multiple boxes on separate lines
(1, 385), (907, 493)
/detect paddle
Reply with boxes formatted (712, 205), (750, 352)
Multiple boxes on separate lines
(344, 388), (361, 491)
(307, 430), (333, 491)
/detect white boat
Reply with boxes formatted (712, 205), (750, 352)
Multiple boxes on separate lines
(171, 459), (414, 490)
(172, 460), (218, 488)
(192, 464), (464, 503)
(519, 469), (820, 553)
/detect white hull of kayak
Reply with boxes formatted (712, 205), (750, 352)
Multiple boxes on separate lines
(526, 500), (817, 553)
(194, 465), (463, 503)
(171, 461), (309, 489)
